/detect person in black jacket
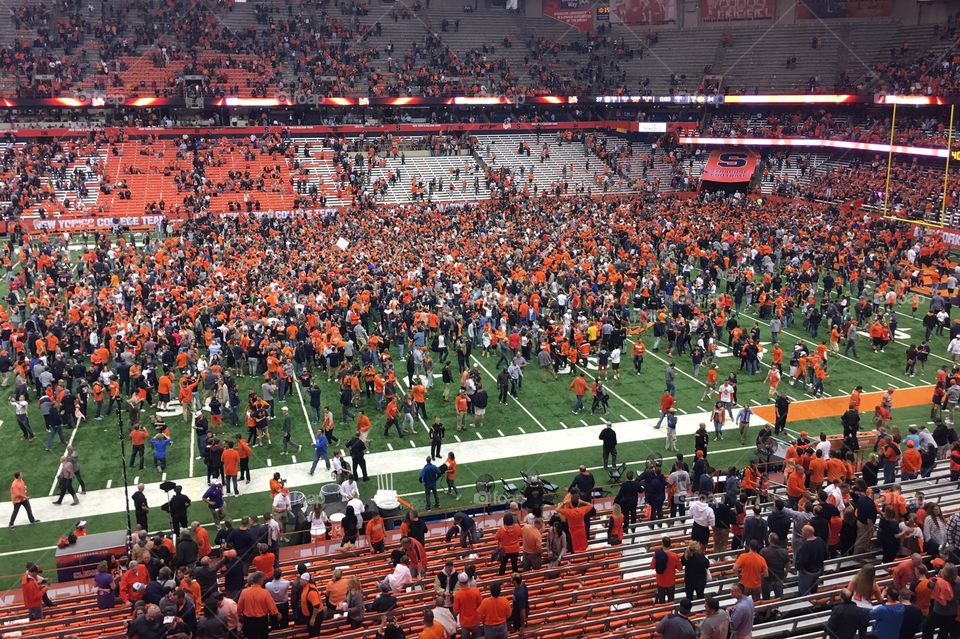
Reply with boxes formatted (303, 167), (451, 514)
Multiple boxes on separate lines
(774, 392), (790, 434)
(613, 471), (642, 533)
(472, 384), (488, 429)
(742, 505), (768, 549)
(853, 483), (878, 554)
(167, 485), (191, 536)
(349, 436), (369, 481)
(174, 529), (199, 569)
(861, 453), (880, 487)
(694, 421), (710, 458)
(766, 499), (791, 543)
(402, 511), (427, 546)
(680, 542), (710, 601)
(841, 408), (860, 444)
(825, 589), (868, 639)
(599, 422), (617, 468)
(522, 477), (545, 518)
(193, 556), (223, 600)
(569, 466), (595, 497)
(221, 552), (246, 601)
(898, 590), (923, 639)
(796, 524), (828, 595)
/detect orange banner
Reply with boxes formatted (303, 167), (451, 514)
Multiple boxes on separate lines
(701, 150), (759, 183)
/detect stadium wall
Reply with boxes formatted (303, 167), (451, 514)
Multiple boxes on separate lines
(530, 0), (953, 29)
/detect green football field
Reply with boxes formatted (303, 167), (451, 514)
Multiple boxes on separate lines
(0, 242), (949, 587)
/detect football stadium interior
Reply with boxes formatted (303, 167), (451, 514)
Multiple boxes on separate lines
(2, 0), (960, 638)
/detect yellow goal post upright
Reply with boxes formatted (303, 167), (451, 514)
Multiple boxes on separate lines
(882, 101), (956, 230)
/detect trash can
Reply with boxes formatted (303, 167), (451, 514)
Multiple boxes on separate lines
(320, 484), (341, 504)
(289, 491), (306, 515)
(376, 498), (401, 531)
(288, 491), (308, 546)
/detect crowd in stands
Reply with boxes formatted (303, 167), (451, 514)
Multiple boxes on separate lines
(754, 151), (960, 221)
(4, 0), (959, 101)
(4, 125), (960, 222)
(0, 0), (643, 100)
(869, 14), (960, 97)
(698, 111), (957, 149)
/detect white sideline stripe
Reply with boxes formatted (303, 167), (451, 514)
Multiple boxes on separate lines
(19, 410), (772, 526)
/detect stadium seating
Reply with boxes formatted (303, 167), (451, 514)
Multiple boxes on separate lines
(0, 0), (957, 99)
(6, 455), (959, 639)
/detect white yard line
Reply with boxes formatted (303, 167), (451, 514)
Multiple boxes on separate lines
(188, 406), (196, 477)
(48, 421), (82, 496)
(470, 356), (549, 431)
(627, 337), (707, 389)
(739, 310), (915, 388)
(294, 377), (318, 445)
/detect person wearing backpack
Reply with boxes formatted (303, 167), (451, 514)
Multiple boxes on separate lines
(882, 437), (901, 485)
(300, 572), (323, 637)
(651, 536), (681, 604)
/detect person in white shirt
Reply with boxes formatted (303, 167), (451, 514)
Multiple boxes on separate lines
(307, 503), (329, 539)
(609, 347), (621, 381)
(383, 557), (413, 593)
(340, 477), (358, 502)
(10, 396), (33, 440)
(815, 433), (832, 459)
(949, 337), (960, 364)
(917, 425), (936, 451)
(347, 492), (364, 518)
(432, 596), (458, 636)
(689, 493), (716, 546)
(331, 451), (345, 481)
(718, 382), (735, 421)
(271, 491), (291, 538)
